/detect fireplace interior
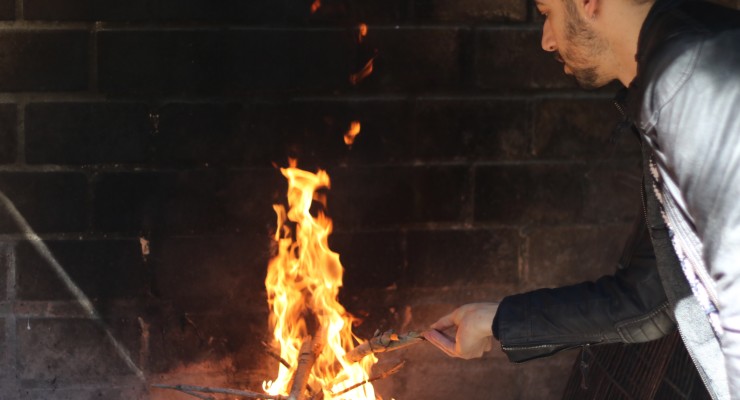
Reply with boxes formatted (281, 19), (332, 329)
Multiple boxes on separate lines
(0, 0), (654, 399)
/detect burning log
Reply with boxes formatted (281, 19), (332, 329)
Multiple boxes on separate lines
(346, 330), (426, 363)
(287, 335), (322, 400)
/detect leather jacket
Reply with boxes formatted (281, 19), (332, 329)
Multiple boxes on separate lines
(493, 1), (740, 398)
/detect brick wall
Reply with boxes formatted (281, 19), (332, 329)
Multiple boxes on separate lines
(0, 1), (644, 399)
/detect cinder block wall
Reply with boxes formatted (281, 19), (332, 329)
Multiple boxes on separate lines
(0, 0), (642, 399)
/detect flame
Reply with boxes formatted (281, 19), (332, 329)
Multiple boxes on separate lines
(344, 121), (361, 146)
(350, 57), (375, 85)
(264, 167), (377, 399)
(311, 0), (321, 13)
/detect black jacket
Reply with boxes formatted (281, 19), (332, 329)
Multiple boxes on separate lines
(492, 0), (740, 371)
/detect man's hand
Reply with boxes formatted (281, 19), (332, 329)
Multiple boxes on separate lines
(423, 303), (499, 359)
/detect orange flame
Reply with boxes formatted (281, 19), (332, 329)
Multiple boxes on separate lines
(344, 121), (361, 146)
(311, 0), (321, 13)
(350, 57), (375, 85)
(264, 168), (377, 399)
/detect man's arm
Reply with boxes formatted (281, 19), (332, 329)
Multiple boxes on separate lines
(493, 215), (674, 362)
(426, 214), (676, 361)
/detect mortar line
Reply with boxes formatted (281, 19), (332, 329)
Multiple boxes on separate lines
(518, 229), (530, 284)
(6, 242), (16, 299)
(0, 92), (615, 103)
(0, 158), (640, 173)
(5, 242), (20, 400)
(88, 22), (100, 93)
(15, 99), (25, 165)
(464, 164), (476, 226)
(14, 0), (21, 21)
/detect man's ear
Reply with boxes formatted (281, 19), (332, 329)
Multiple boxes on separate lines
(583, 0), (600, 19)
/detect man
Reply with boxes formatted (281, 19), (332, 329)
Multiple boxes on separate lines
(424, 0), (740, 398)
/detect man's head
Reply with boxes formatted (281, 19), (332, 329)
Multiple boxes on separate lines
(536, 0), (655, 88)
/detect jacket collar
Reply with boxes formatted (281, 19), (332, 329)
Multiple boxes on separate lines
(614, 0), (691, 124)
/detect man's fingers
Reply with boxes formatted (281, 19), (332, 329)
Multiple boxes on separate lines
(423, 329), (459, 358)
(429, 312), (457, 331)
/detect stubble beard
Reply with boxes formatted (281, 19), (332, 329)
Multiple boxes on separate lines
(562, 0), (609, 89)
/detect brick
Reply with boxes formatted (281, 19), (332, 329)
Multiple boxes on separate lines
(154, 103), (253, 167)
(0, 105), (17, 164)
(406, 228), (519, 287)
(153, 101), (295, 168)
(330, 166), (469, 229)
(414, 99), (530, 161)
(19, 0), (170, 21)
(475, 29), (574, 90)
(414, 0), (527, 22)
(26, 103), (152, 165)
(0, 0), (12, 20)
(0, 31), (88, 92)
(92, 170), (280, 234)
(23, 0), (94, 20)
(475, 165), (588, 224)
(150, 0), (286, 23)
(329, 231), (404, 290)
(0, 173), (88, 234)
(24, 0), (287, 22)
(152, 235), (271, 304)
(18, 319), (138, 383)
(16, 240), (146, 301)
(527, 225), (632, 287)
(98, 30), (353, 95)
(533, 99), (640, 159)
(287, 0), (408, 24)
(359, 28), (462, 92)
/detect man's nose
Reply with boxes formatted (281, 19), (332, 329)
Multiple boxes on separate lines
(541, 21), (556, 52)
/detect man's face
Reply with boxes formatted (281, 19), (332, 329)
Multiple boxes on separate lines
(537, 0), (610, 88)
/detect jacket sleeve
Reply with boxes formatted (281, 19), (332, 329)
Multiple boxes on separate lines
(493, 214), (675, 363)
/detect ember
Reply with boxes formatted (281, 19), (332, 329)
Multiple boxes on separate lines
(344, 121), (361, 146)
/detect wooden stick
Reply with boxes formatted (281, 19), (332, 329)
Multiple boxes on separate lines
(346, 330), (425, 363)
(262, 341), (291, 369)
(331, 361), (406, 397)
(181, 389), (215, 400)
(151, 384), (286, 399)
(287, 336), (319, 400)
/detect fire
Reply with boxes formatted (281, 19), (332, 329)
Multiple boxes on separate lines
(311, 0), (321, 13)
(344, 121), (361, 146)
(264, 167), (377, 399)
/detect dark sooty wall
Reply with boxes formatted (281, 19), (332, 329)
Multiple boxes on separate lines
(0, 0), (643, 399)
